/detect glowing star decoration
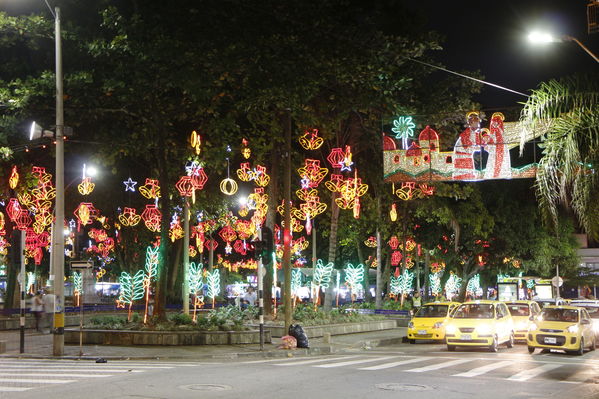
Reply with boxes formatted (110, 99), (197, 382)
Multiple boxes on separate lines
(298, 128), (324, 150)
(188, 262), (204, 320)
(297, 159), (328, 188)
(169, 214), (184, 242)
(206, 269), (220, 309)
(123, 177), (137, 192)
(390, 203), (397, 221)
(190, 130), (201, 155)
(118, 207), (141, 227)
(141, 204), (162, 232)
(466, 274), (482, 298)
(344, 263), (364, 301)
(310, 259), (334, 308)
(444, 272), (462, 300)
(73, 272), (83, 306)
(429, 272), (443, 296)
(117, 269), (145, 320)
(9, 166), (18, 189)
(391, 116), (416, 149)
(143, 246), (160, 323)
(340, 146), (354, 172)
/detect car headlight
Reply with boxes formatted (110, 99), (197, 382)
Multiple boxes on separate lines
(528, 323), (538, 331)
(567, 324), (579, 334)
(445, 325), (457, 334)
(433, 322), (443, 329)
(408, 321), (414, 329)
(476, 324), (492, 335)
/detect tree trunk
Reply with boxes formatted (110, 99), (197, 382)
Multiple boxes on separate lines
(264, 144), (280, 316)
(324, 195), (340, 311)
(355, 236), (372, 300)
(375, 228), (383, 308)
(168, 238), (183, 298)
(154, 135), (171, 322)
(423, 248), (430, 301)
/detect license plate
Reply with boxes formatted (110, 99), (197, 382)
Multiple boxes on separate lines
(417, 330), (427, 335)
(461, 334), (472, 340)
(544, 337), (557, 344)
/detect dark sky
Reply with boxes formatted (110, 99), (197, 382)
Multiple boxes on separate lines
(411, 0), (599, 109)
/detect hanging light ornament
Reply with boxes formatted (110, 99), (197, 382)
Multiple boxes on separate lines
(241, 138), (251, 159)
(190, 130), (202, 155)
(8, 166), (19, 189)
(220, 151), (238, 196)
(364, 236), (377, 248)
(123, 177), (137, 192)
(237, 162), (252, 182)
(297, 159), (328, 188)
(325, 174), (344, 193)
(73, 202), (97, 230)
(140, 204), (162, 232)
(298, 128), (324, 150)
(77, 164), (95, 195)
(169, 214), (184, 242)
(327, 148), (345, 169)
(138, 178), (161, 199)
(340, 145), (354, 172)
(390, 203), (398, 221)
(251, 165), (270, 187)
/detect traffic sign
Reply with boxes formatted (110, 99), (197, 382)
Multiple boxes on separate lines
(551, 276), (564, 287)
(71, 260), (93, 270)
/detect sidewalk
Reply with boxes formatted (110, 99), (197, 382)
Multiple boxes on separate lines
(0, 327), (407, 361)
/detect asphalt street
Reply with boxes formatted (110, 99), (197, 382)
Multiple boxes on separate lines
(1, 342), (598, 399)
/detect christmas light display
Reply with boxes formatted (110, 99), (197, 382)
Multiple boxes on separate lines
(391, 251), (402, 266)
(220, 178), (238, 196)
(526, 279), (535, 289)
(340, 146), (354, 172)
(73, 272), (83, 306)
(429, 272), (443, 296)
(9, 166), (18, 189)
(175, 175), (195, 197)
(237, 162), (252, 182)
(396, 269), (414, 297)
(118, 207), (141, 227)
(186, 162), (208, 190)
(117, 270), (145, 320)
(143, 246), (160, 323)
(169, 214), (184, 242)
(466, 274), (481, 298)
(77, 164), (95, 195)
(291, 268), (302, 306)
(139, 178), (161, 199)
(141, 204), (162, 232)
(444, 272), (462, 300)
(311, 259), (334, 308)
(206, 269), (221, 309)
(297, 159), (328, 188)
(251, 165), (270, 187)
(364, 236), (377, 248)
(324, 174), (344, 193)
(190, 130), (201, 155)
(394, 181), (435, 201)
(298, 128), (324, 150)
(392, 116), (416, 149)
(335, 171), (368, 218)
(390, 203), (397, 221)
(327, 148), (345, 169)
(241, 138), (251, 159)
(344, 263), (364, 302)
(123, 177), (137, 192)
(188, 262), (204, 320)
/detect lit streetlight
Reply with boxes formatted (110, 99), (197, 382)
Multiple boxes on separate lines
(527, 30), (599, 64)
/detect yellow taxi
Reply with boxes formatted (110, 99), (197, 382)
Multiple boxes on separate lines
(407, 302), (461, 343)
(527, 305), (597, 355)
(445, 300), (514, 352)
(504, 300), (541, 342)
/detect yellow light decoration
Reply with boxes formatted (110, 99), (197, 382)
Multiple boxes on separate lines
(237, 163), (252, 182)
(238, 204), (249, 217)
(292, 236), (309, 252)
(390, 203), (397, 221)
(335, 172), (368, 210)
(0, 212), (4, 230)
(297, 159), (328, 188)
(220, 178), (238, 195)
(169, 221), (184, 242)
(298, 128), (324, 150)
(96, 268), (106, 280)
(189, 245), (198, 258)
(251, 165), (270, 187)
(190, 130), (201, 155)
(9, 166), (18, 189)
(78, 177), (95, 195)
(241, 138), (251, 159)
(118, 207), (141, 227)
(293, 193), (327, 221)
(325, 174), (344, 193)
(364, 236), (377, 248)
(138, 178), (161, 199)
(75, 203), (92, 226)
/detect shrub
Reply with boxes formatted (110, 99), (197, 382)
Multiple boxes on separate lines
(169, 313), (193, 325)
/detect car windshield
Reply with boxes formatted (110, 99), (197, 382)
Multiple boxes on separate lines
(506, 304), (529, 317)
(576, 306), (599, 319)
(414, 305), (448, 318)
(541, 308), (579, 322)
(452, 304), (494, 319)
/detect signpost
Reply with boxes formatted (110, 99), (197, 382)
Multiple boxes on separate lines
(70, 260), (92, 356)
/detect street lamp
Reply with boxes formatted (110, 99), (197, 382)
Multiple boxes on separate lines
(527, 30), (599, 63)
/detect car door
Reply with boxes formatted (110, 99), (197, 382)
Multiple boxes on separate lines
(495, 304), (508, 341)
(581, 309), (594, 345)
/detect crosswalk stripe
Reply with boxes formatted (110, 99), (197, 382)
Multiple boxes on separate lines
(0, 364), (172, 369)
(452, 360), (513, 377)
(507, 364), (562, 381)
(245, 355), (360, 365)
(0, 378), (76, 384)
(314, 356), (397, 368)
(272, 356), (362, 366)
(0, 387), (32, 392)
(0, 368), (143, 373)
(359, 357), (433, 371)
(0, 373), (111, 378)
(0, 361), (205, 367)
(406, 358), (471, 372)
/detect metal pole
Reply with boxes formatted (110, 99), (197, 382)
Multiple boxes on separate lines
(556, 264), (560, 299)
(79, 272), (83, 357)
(53, 6), (65, 356)
(563, 35), (599, 63)
(283, 111), (292, 332)
(19, 231), (26, 354)
(257, 229), (264, 350)
(182, 200), (190, 314)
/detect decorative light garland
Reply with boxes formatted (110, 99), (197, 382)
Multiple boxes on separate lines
(117, 270), (145, 320)
(392, 115), (416, 149)
(344, 263), (364, 302)
(298, 128), (324, 150)
(206, 269), (221, 309)
(311, 259), (334, 308)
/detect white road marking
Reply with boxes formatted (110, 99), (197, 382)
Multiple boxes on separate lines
(406, 358), (472, 372)
(0, 386), (32, 392)
(314, 356), (397, 368)
(0, 373), (111, 378)
(359, 357), (433, 371)
(0, 368), (143, 373)
(452, 360), (513, 377)
(507, 364), (562, 381)
(0, 378), (76, 384)
(246, 355), (360, 365)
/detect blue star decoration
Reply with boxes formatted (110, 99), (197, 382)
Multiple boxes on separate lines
(123, 177), (137, 192)
(391, 116), (416, 141)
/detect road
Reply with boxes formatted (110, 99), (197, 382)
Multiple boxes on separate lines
(1, 342), (598, 399)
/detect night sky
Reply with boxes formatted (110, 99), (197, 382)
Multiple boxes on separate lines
(413, 0), (599, 109)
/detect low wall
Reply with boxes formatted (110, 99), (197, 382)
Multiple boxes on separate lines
(64, 328), (271, 346)
(265, 319), (398, 338)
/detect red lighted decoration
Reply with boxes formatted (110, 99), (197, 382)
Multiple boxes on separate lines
(233, 239), (248, 255)
(175, 176), (195, 197)
(204, 239), (218, 252)
(6, 198), (21, 222)
(391, 251), (402, 266)
(140, 204), (162, 232)
(327, 148), (345, 169)
(298, 128), (324, 150)
(189, 166), (208, 189)
(74, 202), (98, 230)
(15, 210), (32, 230)
(9, 166), (19, 189)
(138, 178), (161, 199)
(388, 236), (399, 250)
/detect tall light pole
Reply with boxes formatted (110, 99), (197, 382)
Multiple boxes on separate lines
(527, 31), (599, 63)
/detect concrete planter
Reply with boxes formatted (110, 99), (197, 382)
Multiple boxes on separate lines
(64, 328), (271, 346)
(265, 319), (397, 338)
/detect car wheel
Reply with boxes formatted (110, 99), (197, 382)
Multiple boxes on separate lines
(506, 333), (515, 349)
(489, 336), (498, 352)
(575, 337), (584, 356)
(447, 345), (456, 352)
(527, 346), (535, 354)
(409, 339), (416, 344)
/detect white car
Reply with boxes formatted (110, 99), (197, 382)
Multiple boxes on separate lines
(570, 300), (599, 335)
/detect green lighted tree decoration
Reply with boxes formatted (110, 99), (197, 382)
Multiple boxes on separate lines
(392, 269), (414, 305)
(117, 270), (145, 320)
(391, 116), (416, 149)
(188, 262), (205, 320)
(344, 263), (365, 303)
(429, 272), (442, 297)
(73, 272), (83, 306)
(466, 274), (481, 298)
(143, 246), (160, 323)
(311, 259), (334, 308)
(206, 269), (221, 309)
(291, 268), (302, 307)
(444, 272), (462, 300)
